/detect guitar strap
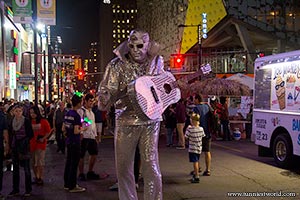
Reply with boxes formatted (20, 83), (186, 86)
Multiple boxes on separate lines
(149, 55), (160, 75)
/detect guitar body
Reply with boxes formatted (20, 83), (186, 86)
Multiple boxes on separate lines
(128, 72), (181, 120)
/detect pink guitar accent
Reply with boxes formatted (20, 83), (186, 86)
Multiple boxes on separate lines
(127, 64), (210, 120)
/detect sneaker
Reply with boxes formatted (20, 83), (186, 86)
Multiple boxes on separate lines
(176, 146), (185, 150)
(69, 185), (86, 193)
(64, 184), (79, 191)
(87, 171), (100, 180)
(191, 176), (200, 183)
(78, 173), (86, 181)
(109, 182), (118, 191)
(0, 193), (4, 199)
(23, 192), (31, 197)
(8, 190), (19, 197)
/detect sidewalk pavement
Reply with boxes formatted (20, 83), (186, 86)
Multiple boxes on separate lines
(1, 130), (259, 200)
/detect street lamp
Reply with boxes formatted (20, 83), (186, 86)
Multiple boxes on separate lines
(178, 24), (202, 67)
(178, 13), (208, 69)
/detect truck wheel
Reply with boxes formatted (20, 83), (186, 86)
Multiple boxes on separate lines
(272, 134), (293, 169)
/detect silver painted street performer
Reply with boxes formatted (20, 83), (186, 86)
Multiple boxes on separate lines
(98, 29), (168, 200)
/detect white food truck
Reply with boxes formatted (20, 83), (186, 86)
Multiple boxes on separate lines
(253, 50), (300, 168)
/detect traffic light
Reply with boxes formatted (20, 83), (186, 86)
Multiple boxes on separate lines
(174, 54), (184, 68)
(77, 69), (84, 80)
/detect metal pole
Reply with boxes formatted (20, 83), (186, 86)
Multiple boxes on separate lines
(57, 57), (60, 100)
(33, 0), (38, 105)
(47, 26), (52, 101)
(43, 50), (46, 110)
(48, 44), (52, 101)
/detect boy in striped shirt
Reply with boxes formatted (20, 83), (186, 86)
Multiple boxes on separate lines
(185, 113), (206, 183)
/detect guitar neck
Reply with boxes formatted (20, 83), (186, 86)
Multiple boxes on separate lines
(184, 69), (204, 82)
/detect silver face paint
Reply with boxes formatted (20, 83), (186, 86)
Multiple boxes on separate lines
(128, 31), (150, 63)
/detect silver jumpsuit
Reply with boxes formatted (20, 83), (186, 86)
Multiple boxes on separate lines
(98, 40), (164, 200)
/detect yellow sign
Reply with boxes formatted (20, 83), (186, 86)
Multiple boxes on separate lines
(180, 0), (227, 54)
(37, 0), (56, 25)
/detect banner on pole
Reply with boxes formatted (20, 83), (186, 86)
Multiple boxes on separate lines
(37, 0), (56, 25)
(9, 62), (17, 90)
(12, 0), (33, 24)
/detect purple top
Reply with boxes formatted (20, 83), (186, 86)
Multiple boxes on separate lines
(64, 110), (81, 145)
(175, 102), (186, 123)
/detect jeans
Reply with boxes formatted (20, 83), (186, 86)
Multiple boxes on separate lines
(166, 128), (175, 145)
(55, 124), (65, 153)
(64, 143), (81, 189)
(221, 120), (231, 140)
(12, 149), (32, 193)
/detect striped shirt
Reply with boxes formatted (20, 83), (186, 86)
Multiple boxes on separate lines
(185, 125), (206, 154)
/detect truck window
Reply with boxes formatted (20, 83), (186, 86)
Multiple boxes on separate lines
(254, 67), (272, 110)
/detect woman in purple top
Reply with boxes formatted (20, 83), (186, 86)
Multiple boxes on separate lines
(63, 94), (87, 193)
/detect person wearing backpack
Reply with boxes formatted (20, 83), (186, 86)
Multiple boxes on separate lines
(193, 94), (212, 176)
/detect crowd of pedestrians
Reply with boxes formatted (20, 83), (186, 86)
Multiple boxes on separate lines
(0, 94), (111, 197)
(0, 92), (233, 198)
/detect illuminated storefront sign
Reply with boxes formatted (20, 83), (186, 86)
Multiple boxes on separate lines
(9, 62), (16, 89)
(202, 13), (207, 39)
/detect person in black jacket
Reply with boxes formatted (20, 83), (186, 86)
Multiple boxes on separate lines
(163, 104), (177, 147)
(8, 104), (34, 197)
(0, 102), (9, 198)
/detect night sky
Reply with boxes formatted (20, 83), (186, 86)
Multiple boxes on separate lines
(52, 0), (100, 58)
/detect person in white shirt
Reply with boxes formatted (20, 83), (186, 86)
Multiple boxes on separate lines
(77, 93), (101, 181)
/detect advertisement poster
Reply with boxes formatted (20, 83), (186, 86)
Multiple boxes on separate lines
(37, 0), (56, 25)
(12, 0), (33, 24)
(270, 60), (300, 111)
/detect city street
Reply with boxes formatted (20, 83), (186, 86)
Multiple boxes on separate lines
(1, 130), (300, 200)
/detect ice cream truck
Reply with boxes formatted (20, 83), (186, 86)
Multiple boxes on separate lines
(253, 50), (300, 168)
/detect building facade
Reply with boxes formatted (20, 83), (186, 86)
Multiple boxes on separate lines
(86, 42), (99, 93)
(136, 0), (300, 74)
(98, 0), (137, 78)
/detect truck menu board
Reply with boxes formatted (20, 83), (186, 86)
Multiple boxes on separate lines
(270, 60), (300, 111)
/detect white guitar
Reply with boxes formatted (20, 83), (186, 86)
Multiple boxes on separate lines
(127, 71), (180, 120)
(127, 64), (211, 120)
